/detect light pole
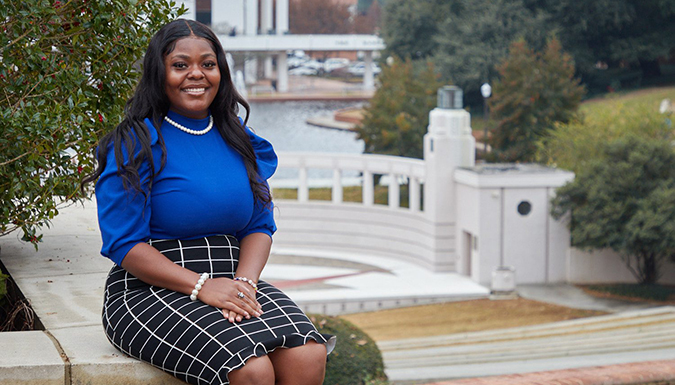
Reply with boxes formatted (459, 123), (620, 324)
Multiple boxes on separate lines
(481, 83), (492, 152)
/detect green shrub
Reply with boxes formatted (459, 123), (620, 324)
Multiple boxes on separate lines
(584, 284), (675, 302)
(0, 1), (183, 246)
(537, 88), (675, 173)
(309, 313), (388, 385)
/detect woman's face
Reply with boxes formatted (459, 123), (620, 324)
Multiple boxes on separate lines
(164, 37), (221, 119)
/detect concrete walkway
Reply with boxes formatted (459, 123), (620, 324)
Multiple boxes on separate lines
(0, 201), (488, 384)
(0, 202), (671, 384)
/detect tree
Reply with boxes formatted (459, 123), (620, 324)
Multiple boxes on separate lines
(380, 0), (461, 61)
(433, 0), (549, 97)
(352, 0), (381, 35)
(487, 38), (585, 162)
(537, 0), (675, 79)
(0, 0), (182, 245)
(356, 58), (442, 159)
(538, 95), (674, 174)
(289, 0), (351, 34)
(552, 136), (675, 284)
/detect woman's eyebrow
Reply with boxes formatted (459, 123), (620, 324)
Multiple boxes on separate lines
(170, 53), (216, 60)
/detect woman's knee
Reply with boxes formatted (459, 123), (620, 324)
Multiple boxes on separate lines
(227, 355), (274, 385)
(270, 342), (327, 384)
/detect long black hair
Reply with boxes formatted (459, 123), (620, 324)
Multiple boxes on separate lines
(82, 19), (271, 207)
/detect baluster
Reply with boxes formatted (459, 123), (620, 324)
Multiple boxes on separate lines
(410, 177), (420, 212)
(298, 167), (309, 202)
(332, 168), (343, 204)
(363, 170), (374, 206)
(388, 173), (400, 209)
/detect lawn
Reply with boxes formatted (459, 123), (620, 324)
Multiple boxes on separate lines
(340, 298), (606, 341)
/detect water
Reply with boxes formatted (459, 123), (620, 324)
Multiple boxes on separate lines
(242, 101), (366, 184)
(245, 101), (365, 153)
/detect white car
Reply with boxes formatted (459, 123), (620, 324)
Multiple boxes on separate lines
(347, 62), (381, 76)
(287, 56), (307, 69)
(289, 66), (318, 76)
(302, 59), (324, 72)
(324, 58), (350, 73)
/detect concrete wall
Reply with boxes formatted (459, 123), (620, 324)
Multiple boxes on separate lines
(272, 201), (456, 271)
(568, 248), (675, 285)
(454, 166), (574, 287)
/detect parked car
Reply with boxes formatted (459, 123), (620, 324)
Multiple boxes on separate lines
(302, 59), (324, 72)
(324, 58), (350, 73)
(287, 56), (307, 69)
(347, 62), (382, 76)
(289, 66), (318, 76)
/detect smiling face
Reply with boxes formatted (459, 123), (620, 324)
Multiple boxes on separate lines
(164, 37), (221, 119)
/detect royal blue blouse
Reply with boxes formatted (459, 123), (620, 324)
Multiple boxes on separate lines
(95, 111), (277, 266)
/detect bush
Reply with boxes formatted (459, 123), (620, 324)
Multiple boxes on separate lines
(0, 0), (183, 246)
(538, 91), (674, 173)
(584, 284), (675, 302)
(552, 136), (675, 284)
(309, 313), (388, 385)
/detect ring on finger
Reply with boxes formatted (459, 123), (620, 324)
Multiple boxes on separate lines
(236, 291), (245, 299)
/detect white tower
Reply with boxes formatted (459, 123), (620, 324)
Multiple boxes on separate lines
(423, 86), (476, 270)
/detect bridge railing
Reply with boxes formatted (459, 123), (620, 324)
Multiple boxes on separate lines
(273, 152), (426, 212)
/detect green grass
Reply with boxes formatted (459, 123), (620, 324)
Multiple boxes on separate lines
(273, 183), (422, 209)
(582, 283), (675, 302)
(272, 184), (424, 209)
(580, 85), (675, 116)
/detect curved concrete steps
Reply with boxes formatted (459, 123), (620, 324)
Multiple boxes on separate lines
(379, 306), (675, 382)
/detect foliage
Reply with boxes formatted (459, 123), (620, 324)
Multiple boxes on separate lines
(0, 273), (7, 304)
(310, 313), (388, 385)
(0, 0), (183, 246)
(379, 0), (675, 102)
(433, 0), (549, 96)
(351, 0), (381, 35)
(552, 136), (675, 284)
(537, 0), (675, 77)
(289, 0), (351, 34)
(538, 88), (675, 173)
(487, 38), (585, 162)
(356, 58), (442, 159)
(584, 284), (675, 302)
(380, 0), (461, 61)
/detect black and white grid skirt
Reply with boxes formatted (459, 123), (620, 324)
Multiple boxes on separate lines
(102, 235), (335, 385)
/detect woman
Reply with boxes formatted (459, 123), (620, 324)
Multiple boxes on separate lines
(83, 19), (334, 385)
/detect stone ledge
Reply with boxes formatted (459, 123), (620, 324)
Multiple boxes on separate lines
(0, 331), (64, 385)
(423, 359), (675, 385)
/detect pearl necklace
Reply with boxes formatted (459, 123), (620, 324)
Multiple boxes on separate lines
(164, 115), (214, 135)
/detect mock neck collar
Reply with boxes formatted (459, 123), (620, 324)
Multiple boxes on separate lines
(165, 110), (211, 129)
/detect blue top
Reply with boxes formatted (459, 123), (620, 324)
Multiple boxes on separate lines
(95, 110), (277, 266)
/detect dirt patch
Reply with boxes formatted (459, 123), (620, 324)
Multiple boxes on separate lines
(340, 298), (606, 341)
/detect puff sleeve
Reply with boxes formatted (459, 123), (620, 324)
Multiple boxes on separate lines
(234, 123), (278, 241)
(95, 123), (160, 266)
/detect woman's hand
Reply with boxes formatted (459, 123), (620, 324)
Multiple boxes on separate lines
(198, 277), (263, 323)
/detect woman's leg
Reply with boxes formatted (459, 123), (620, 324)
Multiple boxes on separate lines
(268, 341), (327, 385)
(227, 355), (275, 385)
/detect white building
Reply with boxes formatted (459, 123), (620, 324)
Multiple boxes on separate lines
(175, 0), (384, 92)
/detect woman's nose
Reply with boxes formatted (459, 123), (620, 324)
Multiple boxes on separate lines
(188, 67), (205, 79)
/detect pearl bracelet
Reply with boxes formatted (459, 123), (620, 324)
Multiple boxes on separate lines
(190, 273), (210, 301)
(234, 276), (258, 292)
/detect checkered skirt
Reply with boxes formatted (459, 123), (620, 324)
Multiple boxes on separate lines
(102, 235), (335, 385)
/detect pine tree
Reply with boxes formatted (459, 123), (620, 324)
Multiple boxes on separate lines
(487, 37), (585, 162)
(356, 58), (442, 159)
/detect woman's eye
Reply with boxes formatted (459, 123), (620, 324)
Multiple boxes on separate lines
(173, 62), (187, 69)
(204, 62), (217, 68)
